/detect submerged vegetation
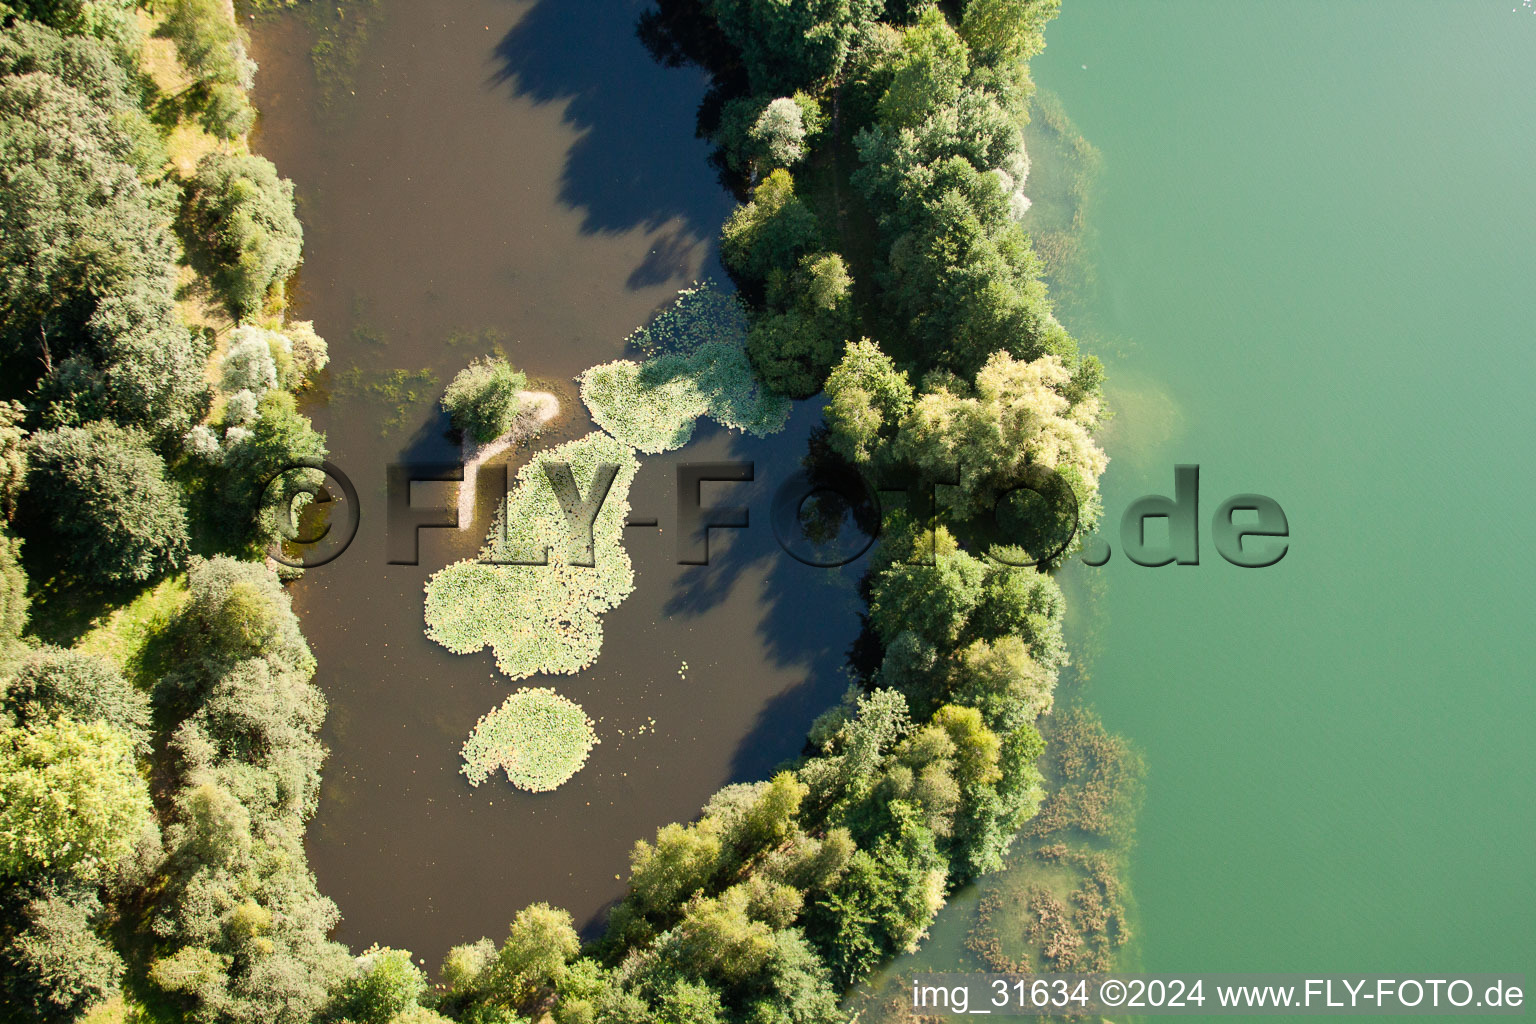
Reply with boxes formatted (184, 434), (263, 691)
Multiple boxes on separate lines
(624, 278), (749, 358)
(461, 688), (599, 792)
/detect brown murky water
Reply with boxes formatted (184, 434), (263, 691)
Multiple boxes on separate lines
(251, 0), (860, 963)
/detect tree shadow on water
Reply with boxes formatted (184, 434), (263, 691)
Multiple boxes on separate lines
(661, 412), (868, 782)
(489, 0), (732, 264)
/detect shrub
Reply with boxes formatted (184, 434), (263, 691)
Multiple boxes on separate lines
(442, 356), (526, 443)
(219, 326), (281, 395)
(331, 946), (428, 1024)
(0, 531), (25, 657)
(1, 885), (125, 1021)
(3, 646), (150, 752)
(184, 152), (303, 317)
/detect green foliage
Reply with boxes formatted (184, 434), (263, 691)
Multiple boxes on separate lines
(198, 79), (255, 139)
(705, 0), (878, 94)
(625, 279), (749, 358)
(161, 556), (315, 692)
(746, 252), (854, 398)
(0, 531), (25, 658)
(968, 557), (1066, 663)
(161, 0), (256, 139)
(959, 0), (1060, 62)
(628, 817), (727, 924)
(460, 688), (598, 792)
(800, 688), (912, 812)
(0, 69), (202, 435)
(713, 94), (824, 178)
(895, 350), (1106, 520)
(23, 421), (189, 585)
(804, 807), (944, 986)
(424, 432), (639, 680)
(737, 772), (808, 853)
(0, 21), (160, 169)
(331, 946), (428, 1024)
(0, 717), (152, 881)
(0, 400), (23, 520)
(579, 341), (790, 454)
(150, 556), (349, 1024)
(184, 152), (303, 317)
(719, 169), (822, 294)
(879, 6), (969, 129)
(0, 884), (124, 1022)
(867, 526), (985, 648)
(751, 97), (807, 167)
(163, 0), (255, 89)
(2, 0), (139, 53)
(442, 356), (526, 443)
(215, 390), (327, 551)
(950, 635), (1055, 731)
(822, 338), (914, 464)
(485, 903), (580, 1008)
(220, 328), (281, 395)
(3, 646), (150, 752)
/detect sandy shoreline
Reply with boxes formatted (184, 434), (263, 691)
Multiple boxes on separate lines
(457, 390), (560, 529)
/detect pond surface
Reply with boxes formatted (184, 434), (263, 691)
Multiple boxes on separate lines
(252, 0), (861, 963)
(254, 0), (1536, 984)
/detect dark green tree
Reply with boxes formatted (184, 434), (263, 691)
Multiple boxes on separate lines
(216, 390), (326, 552)
(705, 0), (879, 94)
(0, 884), (125, 1023)
(747, 252), (853, 397)
(330, 946), (428, 1024)
(720, 169), (822, 296)
(23, 421), (189, 586)
(3, 646), (150, 752)
(0, 72), (202, 434)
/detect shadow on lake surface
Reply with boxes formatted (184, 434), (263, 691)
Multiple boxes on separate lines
(490, 0), (720, 252)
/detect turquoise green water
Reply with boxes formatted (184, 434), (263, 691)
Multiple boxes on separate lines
(1037, 1), (1536, 977)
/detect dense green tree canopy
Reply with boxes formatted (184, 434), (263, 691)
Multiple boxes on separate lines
(0, 717), (152, 881)
(0, 70), (202, 434)
(720, 169), (822, 294)
(3, 646), (151, 751)
(746, 252), (853, 397)
(0, 885), (125, 1023)
(705, 0), (878, 95)
(184, 152), (303, 317)
(331, 946), (429, 1024)
(23, 421), (189, 585)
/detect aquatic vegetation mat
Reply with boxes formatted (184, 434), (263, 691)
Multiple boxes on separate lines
(460, 687), (598, 791)
(624, 279), (749, 358)
(429, 295), (791, 789)
(579, 340), (790, 453)
(423, 431), (639, 681)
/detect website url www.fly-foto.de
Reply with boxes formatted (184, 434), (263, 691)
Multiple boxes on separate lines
(907, 973), (1527, 1015)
